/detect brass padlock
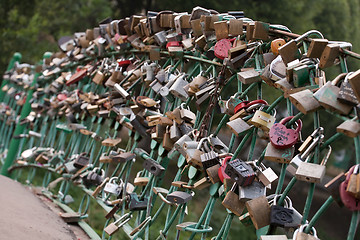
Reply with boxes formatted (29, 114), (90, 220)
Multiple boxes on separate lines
(348, 69), (360, 102)
(346, 164), (360, 199)
(227, 117), (252, 136)
(336, 120), (360, 138)
(293, 224), (319, 240)
(255, 162), (278, 187)
(306, 38), (328, 58)
(289, 89), (321, 114)
(134, 171), (150, 186)
(222, 183), (245, 216)
(249, 108), (276, 132)
(245, 196), (270, 230)
(184, 139), (204, 169)
(213, 20), (228, 40)
(319, 43), (339, 69)
(237, 69), (262, 84)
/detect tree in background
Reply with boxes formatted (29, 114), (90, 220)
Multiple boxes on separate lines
(1, 0), (359, 73)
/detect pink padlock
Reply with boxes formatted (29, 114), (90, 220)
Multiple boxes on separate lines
(269, 116), (302, 149)
(340, 165), (360, 211)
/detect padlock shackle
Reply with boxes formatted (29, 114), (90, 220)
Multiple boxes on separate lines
(279, 116), (303, 133)
(331, 72), (347, 86)
(294, 30), (324, 43)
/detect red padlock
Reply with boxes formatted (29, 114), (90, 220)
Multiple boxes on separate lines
(57, 93), (68, 102)
(66, 68), (87, 86)
(117, 59), (132, 68)
(340, 165), (360, 211)
(269, 116), (302, 149)
(214, 39), (232, 60)
(218, 156), (232, 183)
(234, 99), (268, 114)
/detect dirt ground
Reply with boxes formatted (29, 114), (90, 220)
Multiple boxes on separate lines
(0, 175), (88, 240)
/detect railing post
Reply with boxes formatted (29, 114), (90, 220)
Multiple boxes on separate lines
(0, 53), (46, 177)
(0, 52), (22, 102)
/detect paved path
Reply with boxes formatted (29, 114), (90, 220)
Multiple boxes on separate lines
(0, 175), (79, 240)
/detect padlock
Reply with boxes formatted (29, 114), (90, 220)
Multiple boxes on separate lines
(162, 126), (174, 150)
(249, 108), (276, 132)
(287, 134), (323, 176)
(271, 38), (286, 56)
(184, 139), (205, 169)
(227, 117), (252, 136)
(319, 43), (340, 69)
(189, 74), (208, 92)
(214, 20), (228, 40)
(340, 165), (360, 211)
(314, 72), (352, 115)
(336, 120), (360, 138)
(59, 212), (82, 223)
(238, 180), (266, 202)
(73, 153), (89, 169)
(298, 128), (324, 153)
(128, 193), (149, 211)
(260, 236), (288, 240)
(64, 160), (77, 174)
(170, 121), (181, 142)
(83, 168), (105, 188)
(92, 70), (105, 85)
(104, 177), (123, 196)
(245, 196), (270, 230)
(306, 38), (329, 58)
(104, 213), (132, 236)
(348, 69), (360, 102)
(112, 152), (136, 163)
(169, 74), (189, 101)
(174, 134), (192, 156)
(35, 153), (49, 164)
(225, 158), (256, 187)
(142, 156), (165, 176)
(134, 171), (150, 186)
(179, 103), (196, 124)
(222, 183), (245, 216)
(270, 203), (299, 228)
(295, 145), (331, 183)
(206, 164), (221, 184)
(324, 172), (346, 207)
(166, 191), (193, 204)
(269, 117), (302, 149)
(346, 164), (360, 199)
(200, 150), (220, 170)
(237, 69), (262, 84)
(293, 224), (319, 240)
(289, 89), (321, 114)
(338, 72), (359, 106)
(102, 137), (122, 147)
(255, 162), (278, 187)
(114, 83), (130, 100)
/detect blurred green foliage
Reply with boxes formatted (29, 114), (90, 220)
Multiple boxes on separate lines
(1, 0), (360, 73)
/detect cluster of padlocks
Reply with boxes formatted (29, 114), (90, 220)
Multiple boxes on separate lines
(1, 6), (360, 240)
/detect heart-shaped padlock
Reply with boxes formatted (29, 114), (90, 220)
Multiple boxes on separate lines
(214, 39), (232, 60)
(340, 165), (360, 211)
(269, 116), (302, 149)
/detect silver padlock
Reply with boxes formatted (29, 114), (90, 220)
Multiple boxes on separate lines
(169, 74), (189, 101)
(295, 146), (331, 183)
(174, 133), (193, 156)
(104, 177), (123, 195)
(287, 134), (324, 176)
(255, 162), (278, 187)
(238, 180), (266, 202)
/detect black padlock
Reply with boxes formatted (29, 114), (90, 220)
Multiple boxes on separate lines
(166, 191), (193, 204)
(83, 169), (104, 188)
(73, 153), (89, 169)
(128, 193), (149, 211)
(225, 159), (255, 187)
(270, 205), (299, 228)
(112, 152), (136, 163)
(201, 151), (219, 170)
(143, 158), (165, 176)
